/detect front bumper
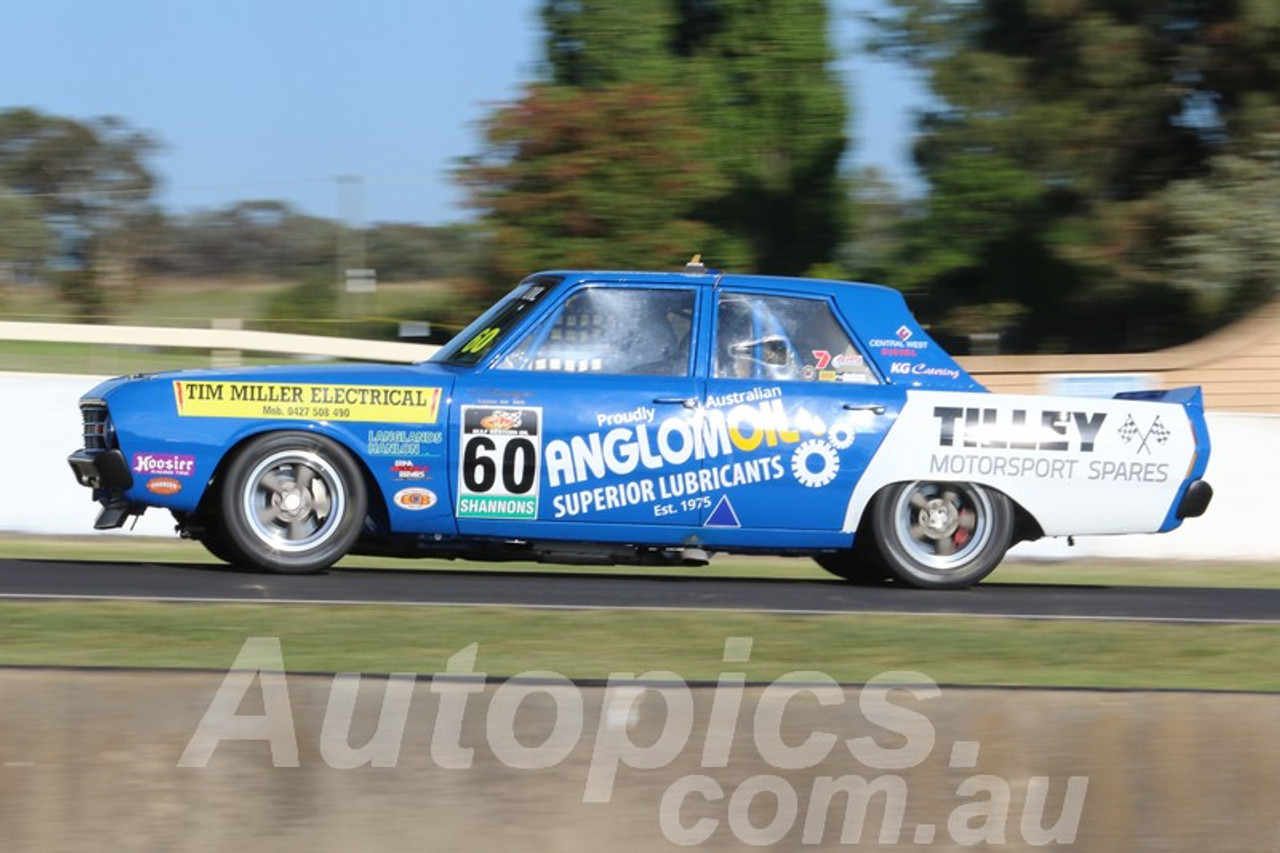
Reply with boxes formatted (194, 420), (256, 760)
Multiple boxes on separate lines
(68, 449), (133, 492)
(67, 449), (137, 530)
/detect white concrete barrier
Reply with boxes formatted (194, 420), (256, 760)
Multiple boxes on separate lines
(1, 373), (1273, 559)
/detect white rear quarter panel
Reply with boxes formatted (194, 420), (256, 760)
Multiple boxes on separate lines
(843, 391), (1197, 536)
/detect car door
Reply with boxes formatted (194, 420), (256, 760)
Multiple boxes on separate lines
(696, 287), (903, 545)
(450, 281), (708, 541)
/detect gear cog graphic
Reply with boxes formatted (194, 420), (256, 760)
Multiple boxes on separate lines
(791, 439), (839, 488)
(827, 420), (856, 450)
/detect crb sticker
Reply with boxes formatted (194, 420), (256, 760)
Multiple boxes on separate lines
(393, 487), (437, 511)
(457, 406), (542, 520)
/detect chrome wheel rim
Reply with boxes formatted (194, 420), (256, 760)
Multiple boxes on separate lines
(241, 450), (345, 552)
(892, 482), (992, 572)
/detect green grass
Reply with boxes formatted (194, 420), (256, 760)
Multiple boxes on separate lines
(0, 600), (1276, 691)
(1, 534), (1276, 689)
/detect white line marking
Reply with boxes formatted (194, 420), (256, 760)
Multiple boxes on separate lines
(0, 592), (1276, 624)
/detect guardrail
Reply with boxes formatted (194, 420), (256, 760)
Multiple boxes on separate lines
(0, 320), (435, 364)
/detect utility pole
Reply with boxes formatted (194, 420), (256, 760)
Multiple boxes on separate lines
(335, 175), (372, 336)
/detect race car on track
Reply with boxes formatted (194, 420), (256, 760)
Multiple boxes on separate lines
(68, 265), (1213, 588)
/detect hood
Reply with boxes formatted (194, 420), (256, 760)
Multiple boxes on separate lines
(78, 361), (463, 405)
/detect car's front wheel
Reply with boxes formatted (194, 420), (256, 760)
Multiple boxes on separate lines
(866, 481), (1012, 589)
(814, 545), (890, 585)
(218, 432), (367, 574)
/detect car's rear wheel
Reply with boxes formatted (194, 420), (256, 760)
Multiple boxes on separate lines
(867, 481), (1012, 589)
(218, 432), (366, 574)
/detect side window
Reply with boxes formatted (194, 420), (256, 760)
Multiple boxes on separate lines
(499, 287), (695, 376)
(714, 293), (876, 383)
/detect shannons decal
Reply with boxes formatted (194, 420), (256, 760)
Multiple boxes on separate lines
(457, 406), (543, 520)
(173, 381), (442, 424)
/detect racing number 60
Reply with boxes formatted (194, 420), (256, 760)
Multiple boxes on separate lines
(462, 436), (537, 494)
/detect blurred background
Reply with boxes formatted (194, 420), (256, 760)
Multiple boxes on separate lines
(1, 0), (1278, 367)
(2, 8), (1278, 850)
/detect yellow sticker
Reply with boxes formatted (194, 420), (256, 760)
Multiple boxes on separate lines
(173, 381), (442, 423)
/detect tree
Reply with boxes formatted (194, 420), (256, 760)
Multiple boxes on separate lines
(457, 83), (736, 284)
(0, 108), (160, 314)
(461, 0), (849, 281)
(667, 0), (850, 275)
(1162, 140), (1280, 319)
(144, 201), (335, 279)
(0, 189), (51, 285)
(364, 223), (487, 282)
(869, 1), (1280, 351)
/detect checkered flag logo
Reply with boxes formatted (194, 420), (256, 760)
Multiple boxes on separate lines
(1119, 415), (1139, 445)
(1120, 414), (1171, 454)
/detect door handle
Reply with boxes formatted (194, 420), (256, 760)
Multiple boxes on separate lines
(654, 397), (699, 409)
(843, 403), (886, 415)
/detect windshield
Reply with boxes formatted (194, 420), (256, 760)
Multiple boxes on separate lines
(432, 275), (562, 366)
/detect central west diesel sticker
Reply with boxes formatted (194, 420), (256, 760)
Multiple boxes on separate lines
(173, 381), (442, 423)
(457, 406), (542, 520)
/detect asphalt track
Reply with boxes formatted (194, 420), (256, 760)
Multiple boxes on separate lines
(1, 558), (1278, 623)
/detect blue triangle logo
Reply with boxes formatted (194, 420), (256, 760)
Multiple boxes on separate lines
(705, 495), (741, 528)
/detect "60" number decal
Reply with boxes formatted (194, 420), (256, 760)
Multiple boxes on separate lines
(456, 406), (542, 520)
(462, 436), (537, 494)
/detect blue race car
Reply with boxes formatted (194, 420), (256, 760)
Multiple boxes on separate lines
(68, 266), (1213, 588)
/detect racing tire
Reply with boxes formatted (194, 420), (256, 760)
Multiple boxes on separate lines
(198, 527), (246, 567)
(814, 545), (890, 586)
(172, 509), (245, 566)
(867, 481), (1012, 589)
(218, 432), (367, 574)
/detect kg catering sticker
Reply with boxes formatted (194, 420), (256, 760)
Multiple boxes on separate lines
(173, 381), (442, 424)
(456, 406), (542, 520)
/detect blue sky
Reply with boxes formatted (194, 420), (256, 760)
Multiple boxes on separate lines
(2, 0), (927, 225)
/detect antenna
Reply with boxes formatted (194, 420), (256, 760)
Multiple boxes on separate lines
(684, 254), (706, 274)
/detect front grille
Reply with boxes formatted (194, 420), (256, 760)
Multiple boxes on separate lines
(81, 403), (111, 451)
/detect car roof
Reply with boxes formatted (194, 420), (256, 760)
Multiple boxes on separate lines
(533, 269), (898, 297)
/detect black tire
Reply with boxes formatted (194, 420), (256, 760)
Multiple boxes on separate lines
(198, 527), (246, 566)
(172, 509), (245, 566)
(867, 481), (1012, 589)
(218, 431), (367, 574)
(814, 544), (890, 585)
